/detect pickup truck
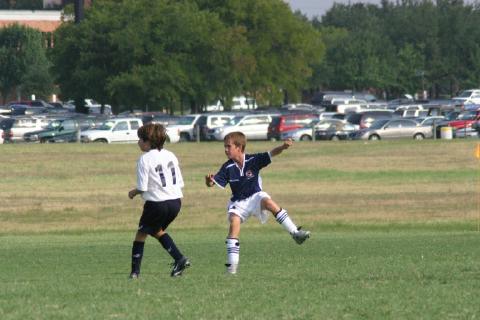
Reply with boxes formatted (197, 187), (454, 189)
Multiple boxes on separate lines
(80, 118), (142, 143)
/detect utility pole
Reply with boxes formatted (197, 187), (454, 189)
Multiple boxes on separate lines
(74, 0), (84, 24)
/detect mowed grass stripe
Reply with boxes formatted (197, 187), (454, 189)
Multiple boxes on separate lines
(266, 168), (475, 182)
(1, 230), (479, 319)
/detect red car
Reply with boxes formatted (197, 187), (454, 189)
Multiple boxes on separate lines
(448, 110), (480, 129)
(267, 113), (319, 141)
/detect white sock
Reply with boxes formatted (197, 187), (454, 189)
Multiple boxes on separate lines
(275, 209), (298, 234)
(226, 238), (240, 266)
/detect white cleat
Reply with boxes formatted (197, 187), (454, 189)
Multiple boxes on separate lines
(225, 263), (238, 275)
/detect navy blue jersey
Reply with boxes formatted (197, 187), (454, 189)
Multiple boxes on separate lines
(213, 152), (272, 201)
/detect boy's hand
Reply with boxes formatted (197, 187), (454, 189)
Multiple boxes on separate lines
(205, 174), (215, 187)
(128, 189), (138, 199)
(283, 138), (293, 149)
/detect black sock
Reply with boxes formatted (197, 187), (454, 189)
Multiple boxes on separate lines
(131, 241), (145, 275)
(158, 233), (183, 261)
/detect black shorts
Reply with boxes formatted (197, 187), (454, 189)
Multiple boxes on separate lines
(137, 199), (181, 236)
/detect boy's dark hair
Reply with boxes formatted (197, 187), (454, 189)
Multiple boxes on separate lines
(224, 131), (246, 152)
(137, 123), (167, 150)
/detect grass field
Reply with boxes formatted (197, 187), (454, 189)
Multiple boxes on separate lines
(1, 140), (480, 319)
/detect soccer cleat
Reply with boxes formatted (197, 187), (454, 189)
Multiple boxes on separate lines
(292, 227), (310, 244)
(225, 263), (238, 275)
(129, 272), (139, 279)
(171, 256), (191, 277)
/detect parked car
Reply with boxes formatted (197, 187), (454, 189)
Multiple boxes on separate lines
(310, 91), (354, 106)
(7, 99), (54, 109)
(3, 116), (52, 142)
(315, 119), (356, 141)
(141, 112), (178, 125)
(351, 118), (433, 140)
(267, 113), (319, 141)
(209, 114), (275, 141)
(447, 110), (480, 130)
(452, 89), (480, 105)
(359, 110), (396, 129)
(81, 117), (142, 143)
(65, 99), (113, 115)
(455, 126), (479, 138)
(323, 98), (368, 113)
(417, 116), (446, 127)
(10, 104), (49, 116)
(193, 113), (237, 141)
(24, 118), (88, 143)
(166, 114), (202, 141)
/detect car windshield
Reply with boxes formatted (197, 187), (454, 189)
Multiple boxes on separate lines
(458, 91), (473, 98)
(228, 116), (244, 126)
(97, 121), (116, 130)
(46, 120), (62, 129)
(316, 121), (336, 130)
(457, 112), (477, 120)
(175, 116), (196, 125)
(369, 119), (390, 129)
(301, 120), (318, 128)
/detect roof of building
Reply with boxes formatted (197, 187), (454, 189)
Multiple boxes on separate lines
(0, 10), (65, 32)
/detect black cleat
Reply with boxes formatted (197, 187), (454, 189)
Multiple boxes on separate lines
(292, 227), (310, 245)
(171, 257), (191, 277)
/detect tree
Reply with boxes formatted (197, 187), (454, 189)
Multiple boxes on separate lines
(52, 0), (253, 113)
(195, 0), (324, 105)
(0, 24), (53, 103)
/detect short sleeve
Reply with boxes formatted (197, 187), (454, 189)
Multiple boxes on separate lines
(136, 156), (149, 191)
(254, 152), (271, 169)
(213, 164), (229, 188)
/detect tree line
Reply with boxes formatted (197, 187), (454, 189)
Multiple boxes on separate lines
(0, 0), (479, 113)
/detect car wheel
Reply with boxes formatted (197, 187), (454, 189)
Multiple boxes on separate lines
(180, 133), (189, 142)
(300, 135), (312, 141)
(414, 133), (425, 140)
(93, 139), (108, 143)
(330, 135), (340, 141)
(368, 134), (380, 140)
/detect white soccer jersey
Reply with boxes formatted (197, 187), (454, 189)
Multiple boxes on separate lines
(136, 149), (184, 202)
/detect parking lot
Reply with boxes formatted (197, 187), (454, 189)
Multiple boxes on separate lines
(1, 93), (479, 144)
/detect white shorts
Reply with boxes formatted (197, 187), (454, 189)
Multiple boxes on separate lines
(226, 191), (271, 224)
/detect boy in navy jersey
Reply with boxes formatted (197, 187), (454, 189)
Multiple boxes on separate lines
(128, 123), (190, 279)
(205, 131), (310, 274)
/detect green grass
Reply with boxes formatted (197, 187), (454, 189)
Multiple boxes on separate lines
(1, 139), (480, 319)
(1, 229), (480, 319)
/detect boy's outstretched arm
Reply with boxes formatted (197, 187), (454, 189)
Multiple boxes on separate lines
(270, 139), (293, 157)
(205, 174), (215, 187)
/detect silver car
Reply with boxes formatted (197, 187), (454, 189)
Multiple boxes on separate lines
(351, 119), (433, 140)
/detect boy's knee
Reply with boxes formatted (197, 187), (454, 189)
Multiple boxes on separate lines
(135, 231), (148, 242)
(261, 198), (280, 213)
(228, 213), (241, 224)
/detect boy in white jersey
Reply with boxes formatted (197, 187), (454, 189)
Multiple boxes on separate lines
(205, 131), (310, 274)
(128, 123), (190, 278)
